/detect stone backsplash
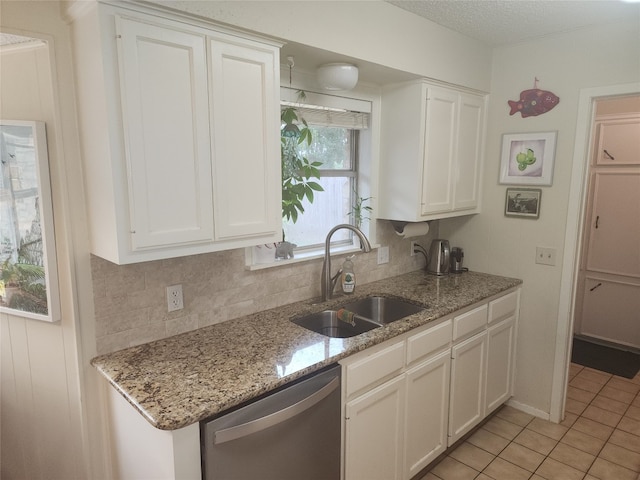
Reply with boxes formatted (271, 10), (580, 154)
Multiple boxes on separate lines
(91, 220), (438, 354)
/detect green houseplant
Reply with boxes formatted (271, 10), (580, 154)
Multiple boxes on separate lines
(280, 92), (323, 224)
(349, 192), (373, 228)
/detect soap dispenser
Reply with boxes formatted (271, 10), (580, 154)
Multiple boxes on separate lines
(341, 255), (356, 294)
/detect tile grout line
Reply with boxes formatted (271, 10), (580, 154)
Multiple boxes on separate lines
(425, 364), (640, 480)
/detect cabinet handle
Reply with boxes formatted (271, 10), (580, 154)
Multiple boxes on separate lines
(603, 149), (615, 160)
(595, 216), (599, 229)
(590, 282), (602, 292)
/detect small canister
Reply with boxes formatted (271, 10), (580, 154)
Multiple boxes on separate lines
(450, 247), (465, 273)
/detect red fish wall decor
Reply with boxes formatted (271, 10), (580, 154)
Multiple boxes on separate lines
(508, 78), (560, 118)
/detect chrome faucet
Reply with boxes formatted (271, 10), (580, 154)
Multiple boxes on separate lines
(321, 224), (372, 301)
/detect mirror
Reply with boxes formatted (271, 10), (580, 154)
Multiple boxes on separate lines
(0, 120), (60, 322)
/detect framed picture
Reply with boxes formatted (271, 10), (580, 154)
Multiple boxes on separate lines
(505, 188), (542, 219)
(0, 120), (60, 322)
(499, 131), (557, 185)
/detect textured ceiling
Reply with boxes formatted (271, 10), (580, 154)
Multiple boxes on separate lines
(0, 33), (39, 47)
(386, 0), (640, 46)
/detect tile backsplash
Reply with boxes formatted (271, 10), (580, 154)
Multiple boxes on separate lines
(91, 220), (438, 354)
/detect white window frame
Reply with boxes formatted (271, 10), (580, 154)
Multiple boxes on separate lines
(245, 87), (377, 270)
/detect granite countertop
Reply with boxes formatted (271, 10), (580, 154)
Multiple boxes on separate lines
(91, 270), (522, 430)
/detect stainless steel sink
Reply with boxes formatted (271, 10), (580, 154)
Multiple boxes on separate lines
(340, 296), (425, 324)
(291, 296), (426, 338)
(291, 310), (381, 338)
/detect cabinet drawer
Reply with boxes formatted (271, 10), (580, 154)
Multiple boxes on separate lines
(453, 304), (488, 341)
(489, 291), (519, 325)
(345, 341), (405, 398)
(407, 319), (453, 366)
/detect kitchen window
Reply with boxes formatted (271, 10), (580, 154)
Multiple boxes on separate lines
(284, 126), (357, 252)
(282, 101), (370, 254)
(248, 91), (372, 267)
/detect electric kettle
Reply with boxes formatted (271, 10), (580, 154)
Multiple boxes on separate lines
(427, 239), (450, 276)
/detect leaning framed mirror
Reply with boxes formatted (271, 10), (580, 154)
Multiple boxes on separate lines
(1, 120), (60, 322)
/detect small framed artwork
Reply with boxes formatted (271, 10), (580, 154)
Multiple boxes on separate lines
(505, 188), (542, 219)
(499, 131), (557, 185)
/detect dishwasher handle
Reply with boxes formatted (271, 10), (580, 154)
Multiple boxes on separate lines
(213, 376), (340, 445)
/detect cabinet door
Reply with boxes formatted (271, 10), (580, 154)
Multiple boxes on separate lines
(404, 350), (451, 478)
(116, 17), (214, 250)
(597, 120), (640, 165)
(345, 376), (405, 480)
(486, 316), (516, 414)
(448, 331), (487, 445)
(586, 171), (640, 277)
(454, 94), (484, 211)
(421, 87), (457, 216)
(580, 277), (640, 349)
(209, 37), (281, 240)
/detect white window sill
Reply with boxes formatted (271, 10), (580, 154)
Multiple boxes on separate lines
(245, 242), (381, 271)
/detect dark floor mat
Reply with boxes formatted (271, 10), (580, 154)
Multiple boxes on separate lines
(571, 337), (640, 379)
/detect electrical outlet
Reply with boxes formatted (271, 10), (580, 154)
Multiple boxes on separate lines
(166, 284), (184, 312)
(411, 241), (419, 256)
(535, 247), (557, 266)
(377, 246), (390, 264)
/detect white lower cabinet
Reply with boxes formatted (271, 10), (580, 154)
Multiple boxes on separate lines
(345, 375), (406, 480)
(448, 331), (487, 445)
(448, 290), (519, 446)
(341, 288), (520, 480)
(486, 316), (517, 413)
(342, 319), (452, 480)
(404, 350), (451, 478)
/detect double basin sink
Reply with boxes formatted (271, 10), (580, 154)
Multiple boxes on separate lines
(291, 296), (425, 338)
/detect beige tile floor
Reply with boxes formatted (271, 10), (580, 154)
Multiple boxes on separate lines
(422, 363), (640, 480)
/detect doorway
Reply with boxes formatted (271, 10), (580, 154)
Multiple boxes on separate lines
(572, 96), (640, 354)
(550, 83), (640, 424)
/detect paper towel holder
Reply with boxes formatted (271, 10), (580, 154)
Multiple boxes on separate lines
(391, 220), (430, 237)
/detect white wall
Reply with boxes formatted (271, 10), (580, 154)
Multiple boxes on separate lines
(0, 1), (106, 479)
(152, 0), (493, 92)
(440, 19), (640, 416)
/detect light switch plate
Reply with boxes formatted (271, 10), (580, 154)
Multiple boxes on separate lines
(378, 246), (390, 264)
(535, 247), (557, 266)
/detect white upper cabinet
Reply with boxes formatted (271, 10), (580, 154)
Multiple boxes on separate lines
(454, 93), (485, 210)
(70, 3), (282, 264)
(421, 88), (457, 215)
(116, 17), (214, 251)
(379, 81), (486, 222)
(208, 36), (281, 240)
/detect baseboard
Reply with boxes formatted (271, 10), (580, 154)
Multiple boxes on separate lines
(506, 399), (550, 421)
(574, 334), (640, 355)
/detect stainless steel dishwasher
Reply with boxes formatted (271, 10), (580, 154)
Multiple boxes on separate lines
(201, 364), (341, 480)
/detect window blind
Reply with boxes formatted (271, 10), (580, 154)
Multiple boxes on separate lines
(288, 105), (370, 130)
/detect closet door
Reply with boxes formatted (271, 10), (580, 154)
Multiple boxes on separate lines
(596, 120), (640, 165)
(586, 170), (640, 277)
(581, 277), (640, 348)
